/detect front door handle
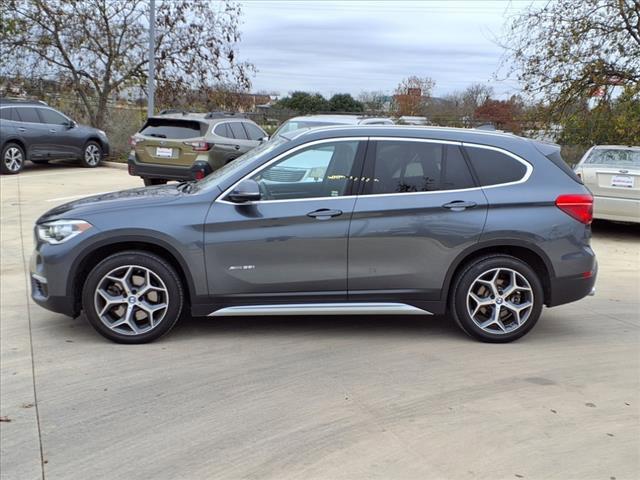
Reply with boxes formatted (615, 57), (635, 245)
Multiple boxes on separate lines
(307, 208), (343, 219)
(442, 200), (477, 211)
(49, 129), (57, 133)
(234, 145), (240, 150)
(17, 127), (26, 132)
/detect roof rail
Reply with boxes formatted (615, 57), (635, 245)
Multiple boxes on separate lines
(158, 108), (188, 115)
(204, 111), (245, 119)
(0, 97), (49, 106)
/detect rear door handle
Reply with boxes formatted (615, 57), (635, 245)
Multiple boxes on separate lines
(17, 127), (26, 132)
(49, 129), (56, 133)
(307, 208), (343, 219)
(234, 145), (240, 150)
(442, 200), (477, 211)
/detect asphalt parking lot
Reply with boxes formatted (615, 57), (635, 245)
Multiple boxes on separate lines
(1, 162), (639, 480)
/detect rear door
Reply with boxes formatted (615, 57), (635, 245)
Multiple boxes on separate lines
(347, 138), (487, 305)
(36, 108), (78, 159)
(13, 107), (50, 159)
(135, 118), (205, 166)
(227, 121), (256, 155)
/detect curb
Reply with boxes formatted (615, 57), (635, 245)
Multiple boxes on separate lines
(102, 161), (127, 170)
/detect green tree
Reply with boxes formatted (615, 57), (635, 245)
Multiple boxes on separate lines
(0, 0), (253, 128)
(276, 91), (329, 114)
(328, 93), (363, 112)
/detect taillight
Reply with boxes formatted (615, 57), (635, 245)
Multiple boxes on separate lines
(184, 141), (213, 152)
(194, 169), (206, 180)
(555, 194), (593, 224)
(128, 163), (135, 176)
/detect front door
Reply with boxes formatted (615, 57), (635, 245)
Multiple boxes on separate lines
(348, 139), (488, 306)
(203, 138), (366, 306)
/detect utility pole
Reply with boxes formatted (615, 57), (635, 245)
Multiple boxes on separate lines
(147, 0), (156, 117)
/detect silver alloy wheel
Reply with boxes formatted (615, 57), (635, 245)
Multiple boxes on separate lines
(4, 147), (23, 172)
(85, 144), (101, 166)
(94, 265), (169, 336)
(466, 267), (534, 334)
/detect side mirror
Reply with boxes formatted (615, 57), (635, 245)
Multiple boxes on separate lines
(65, 120), (76, 129)
(227, 179), (261, 203)
(260, 136), (269, 143)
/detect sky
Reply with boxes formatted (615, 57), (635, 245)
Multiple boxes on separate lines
(237, 0), (539, 99)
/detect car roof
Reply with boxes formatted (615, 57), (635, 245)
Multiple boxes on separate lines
(288, 124), (520, 143)
(591, 145), (640, 150)
(0, 99), (48, 107)
(286, 114), (392, 125)
(150, 111), (249, 123)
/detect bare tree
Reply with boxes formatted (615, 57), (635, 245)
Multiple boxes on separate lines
(0, 0), (253, 128)
(358, 90), (388, 113)
(502, 0), (639, 113)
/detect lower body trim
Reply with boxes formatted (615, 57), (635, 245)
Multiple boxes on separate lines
(208, 302), (433, 317)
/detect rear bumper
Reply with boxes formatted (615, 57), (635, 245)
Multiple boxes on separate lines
(594, 195), (640, 223)
(547, 262), (598, 307)
(128, 153), (212, 181)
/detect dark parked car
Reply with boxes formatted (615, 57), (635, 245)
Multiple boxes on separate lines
(31, 126), (596, 344)
(128, 111), (268, 186)
(0, 99), (110, 174)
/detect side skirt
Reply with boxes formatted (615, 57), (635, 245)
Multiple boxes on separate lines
(208, 302), (434, 317)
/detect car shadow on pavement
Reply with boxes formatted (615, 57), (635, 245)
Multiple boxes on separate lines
(591, 219), (640, 239)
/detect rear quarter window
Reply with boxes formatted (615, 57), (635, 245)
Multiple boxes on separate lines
(465, 146), (527, 186)
(140, 119), (204, 139)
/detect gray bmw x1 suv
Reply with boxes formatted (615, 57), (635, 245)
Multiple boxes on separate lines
(31, 126), (596, 343)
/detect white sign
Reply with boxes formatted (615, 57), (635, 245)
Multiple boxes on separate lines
(611, 175), (634, 188)
(155, 147), (173, 158)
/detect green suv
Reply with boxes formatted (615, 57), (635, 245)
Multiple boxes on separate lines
(128, 111), (267, 185)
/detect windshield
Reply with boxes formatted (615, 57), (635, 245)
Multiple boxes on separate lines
(273, 120), (339, 138)
(194, 136), (289, 191)
(585, 149), (640, 168)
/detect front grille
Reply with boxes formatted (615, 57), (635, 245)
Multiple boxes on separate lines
(262, 167), (306, 183)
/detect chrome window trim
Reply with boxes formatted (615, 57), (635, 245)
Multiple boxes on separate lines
(215, 137), (368, 205)
(215, 137), (533, 205)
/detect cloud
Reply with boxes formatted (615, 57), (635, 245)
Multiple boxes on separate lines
(237, 0), (523, 97)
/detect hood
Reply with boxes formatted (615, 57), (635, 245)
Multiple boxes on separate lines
(37, 184), (184, 223)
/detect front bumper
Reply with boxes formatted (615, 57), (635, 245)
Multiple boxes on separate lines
(128, 153), (212, 181)
(30, 248), (77, 316)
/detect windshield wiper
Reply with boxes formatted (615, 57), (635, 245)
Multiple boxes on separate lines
(176, 180), (196, 193)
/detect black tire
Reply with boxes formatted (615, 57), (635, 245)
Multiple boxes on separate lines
(82, 251), (184, 344)
(450, 254), (544, 343)
(80, 140), (102, 168)
(1, 142), (25, 174)
(143, 177), (168, 186)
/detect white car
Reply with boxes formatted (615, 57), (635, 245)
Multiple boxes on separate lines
(574, 145), (640, 223)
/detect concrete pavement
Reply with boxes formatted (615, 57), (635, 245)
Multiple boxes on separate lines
(1, 162), (639, 479)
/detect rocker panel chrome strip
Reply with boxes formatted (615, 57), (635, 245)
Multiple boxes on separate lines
(208, 302), (433, 317)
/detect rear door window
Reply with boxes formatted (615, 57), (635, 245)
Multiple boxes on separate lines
(15, 107), (41, 123)
(465, 146), (527, 186)
(228, 122), (248, 140)
(140, 119), (204, 139)
(0, 108), (17, 121)
(365, 141), (475, 194)
(242, 122), (265, 141)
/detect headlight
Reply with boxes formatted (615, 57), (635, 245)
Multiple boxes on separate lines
(98, 129), (107, 137)
(37, 220), (93, 244)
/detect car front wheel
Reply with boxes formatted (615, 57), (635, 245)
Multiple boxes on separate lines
(81, 141), (102, 167)
(82, 251), (184, 343)
(451, 254), (543, 343)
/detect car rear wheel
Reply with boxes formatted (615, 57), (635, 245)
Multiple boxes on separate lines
(82, 251), (184, 343)
(1, 143), (25, 174)
(450, 254), (543, 343)
(81, 141), (102, 167)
